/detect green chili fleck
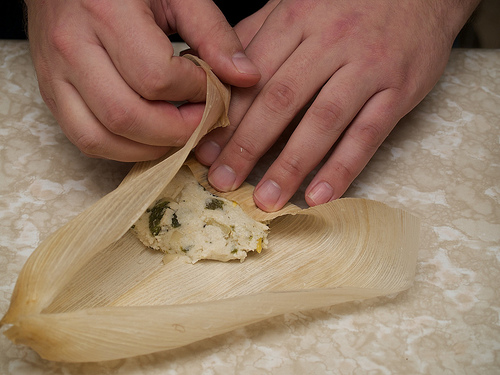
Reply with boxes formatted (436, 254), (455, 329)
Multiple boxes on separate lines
(171, 212), (181, 228)
(181, 245), (192, 253)
(149, 200), (170, 236)
(205, 198), (224, 210)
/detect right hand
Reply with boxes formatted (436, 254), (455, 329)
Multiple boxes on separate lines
(195, 0), (477, 211)
(25, 0), (260, 161)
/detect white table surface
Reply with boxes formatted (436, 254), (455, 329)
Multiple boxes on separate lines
(1, 41), (499, 374)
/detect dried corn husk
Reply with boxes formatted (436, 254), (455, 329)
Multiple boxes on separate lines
(0, 56), (420, 363)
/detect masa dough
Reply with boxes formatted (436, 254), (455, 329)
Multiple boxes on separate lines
(132, 167), (269, 263)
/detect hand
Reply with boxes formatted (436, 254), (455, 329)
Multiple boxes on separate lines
(25, 0), (260, 161)
(195, 0), (479, 211)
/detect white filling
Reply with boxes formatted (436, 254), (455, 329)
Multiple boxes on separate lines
(132, 167), (268, 263)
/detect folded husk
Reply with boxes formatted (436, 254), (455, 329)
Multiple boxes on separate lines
(1, 56), (420, 363)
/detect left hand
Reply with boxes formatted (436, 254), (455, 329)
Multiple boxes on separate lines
(195, 0), (478, 211)
(25, 0), (260, 161)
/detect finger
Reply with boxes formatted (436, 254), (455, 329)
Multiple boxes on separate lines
(86, 0), (209, 102)
(196, 5), (307, 167)
(232, 0), (281, 48)
(172, 0), (260, 87)
(194, 124), (234, 166)
(206, 37), (342, 195)
(253, 65), (377, 211)
(305, 89), (404, 206)
(68, 42), (204, 147)
(52, 80), (172, 161)
(194, 86), (264, 167)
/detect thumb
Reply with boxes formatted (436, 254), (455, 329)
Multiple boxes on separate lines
(172, 0), (260, 87)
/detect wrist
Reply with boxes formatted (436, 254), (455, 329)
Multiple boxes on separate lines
(431, 0), (481, 45)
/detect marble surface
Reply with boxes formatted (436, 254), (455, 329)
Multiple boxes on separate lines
(1, 40), (499, 374)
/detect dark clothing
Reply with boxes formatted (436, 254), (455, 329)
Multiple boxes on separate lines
(0, 1), (268, 40)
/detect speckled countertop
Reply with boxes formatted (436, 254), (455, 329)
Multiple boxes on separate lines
(1, 41), (499, 374)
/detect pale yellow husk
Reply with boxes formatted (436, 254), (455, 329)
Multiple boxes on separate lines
(0, 56), (420, 363)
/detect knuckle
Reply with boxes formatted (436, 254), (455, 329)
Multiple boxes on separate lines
(80, 0), (101, 11)
(73, 131), (103, 157)
(230, 135), (260, 163)
(80, 0), (100, 14)
(47, 24), (76, 59)
(347, 122), (384, 154)
(364, 41), (392, 65)
(276, 154), (305, 179)
(136, 67), (173, 100)
(81, 0), (113, 22)
(276, 0), (309, 27)
(39, 87), (58, 114)
(331, 160), (356, 186)
(381, 63), (412, 92)
(261, 80), (299, 118)
(102, 103), (138, 135)
(308, 100), (345, 137)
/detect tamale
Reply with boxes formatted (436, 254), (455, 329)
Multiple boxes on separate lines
(0, 56), (420, 363)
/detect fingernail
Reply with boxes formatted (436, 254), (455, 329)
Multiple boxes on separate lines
(209, 164), (236, 192)
(232, 52), (260, 75)
(308, 182), (334, 205)
(196, 140), (221, 165)
(254, 180), (282, 211)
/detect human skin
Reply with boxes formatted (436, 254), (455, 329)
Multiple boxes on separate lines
(195, 0), (481, 211)
(24, 0), (260, 161)
(25, 0), (480, 212)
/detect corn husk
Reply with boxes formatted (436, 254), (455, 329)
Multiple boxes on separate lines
(0, 56), (420, 363)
